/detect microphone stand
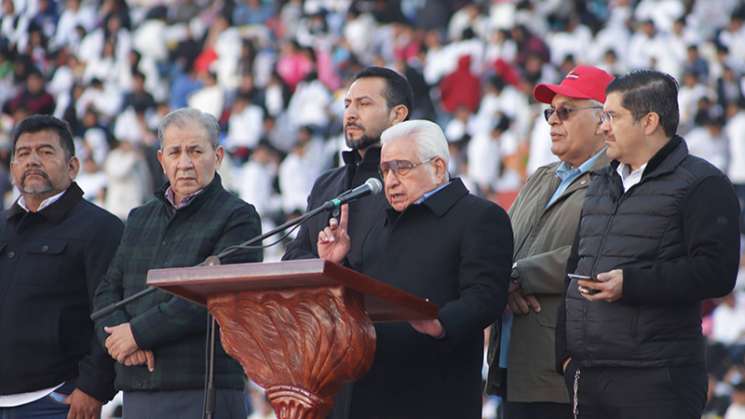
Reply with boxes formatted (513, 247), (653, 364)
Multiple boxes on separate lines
(89, 197), (349, 419)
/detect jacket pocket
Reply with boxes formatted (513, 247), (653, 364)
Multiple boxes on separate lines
(26, 240), (67, 255)
(535, 298), (560, 328)
(20, 239), (70, 287)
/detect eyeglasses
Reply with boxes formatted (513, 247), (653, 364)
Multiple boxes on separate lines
(599, 111), (617, 124)
(544, 105), (603, 122)
(379, 157), (435, 178)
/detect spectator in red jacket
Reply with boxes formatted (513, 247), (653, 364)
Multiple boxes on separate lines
(440, 55), (480, 113)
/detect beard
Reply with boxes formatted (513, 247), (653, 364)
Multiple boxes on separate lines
(344, 123), (382, 151)
(345, 133), (379, 151)
(19, 170), (54, 195)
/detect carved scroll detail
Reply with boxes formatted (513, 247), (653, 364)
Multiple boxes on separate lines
(208, 286), (376, 419)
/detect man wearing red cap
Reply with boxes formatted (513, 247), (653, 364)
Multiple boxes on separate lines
(486, 65), (614, 419)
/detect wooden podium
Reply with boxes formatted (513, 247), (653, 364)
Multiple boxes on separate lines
(147, 259), (437, 419)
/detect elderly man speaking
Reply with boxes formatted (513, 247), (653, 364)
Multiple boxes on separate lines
(318, 120), (513, 419)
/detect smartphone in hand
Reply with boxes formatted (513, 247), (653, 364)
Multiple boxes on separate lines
(568, 273), (599, 295)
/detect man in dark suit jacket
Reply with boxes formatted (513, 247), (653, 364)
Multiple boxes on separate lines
(318, 120), (513, 419)
(282, 66), (412, 268)
(0, 115), (122, 418)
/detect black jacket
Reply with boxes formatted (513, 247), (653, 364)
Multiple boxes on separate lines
(282, 148), (387, 267)
(557, 137), (740, 371)
(347, 179), (513, 419)
(0, 184), (123, 402)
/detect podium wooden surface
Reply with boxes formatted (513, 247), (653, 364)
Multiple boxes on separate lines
(147, 259), (437, 419)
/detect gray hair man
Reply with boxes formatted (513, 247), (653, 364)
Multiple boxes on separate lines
(94, 108), (262, 418)
(318, 120), (513, 419)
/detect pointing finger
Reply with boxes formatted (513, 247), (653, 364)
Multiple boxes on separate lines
(339, 204), (349, 231)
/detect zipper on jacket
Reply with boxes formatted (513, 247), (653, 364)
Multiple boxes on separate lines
(590, 199), (621, 277)
(573, 367), (581, 419)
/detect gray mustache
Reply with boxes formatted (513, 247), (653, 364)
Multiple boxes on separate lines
(22, 170), (50, 183)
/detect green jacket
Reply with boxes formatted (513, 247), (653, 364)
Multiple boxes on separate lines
(93, 175), (261, 391)
(486, 154), (608, 403)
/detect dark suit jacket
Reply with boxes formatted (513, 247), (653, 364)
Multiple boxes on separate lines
(283, 148), (387, 269)
(346, 178), (513, 419)
(0, 183), (122, 401)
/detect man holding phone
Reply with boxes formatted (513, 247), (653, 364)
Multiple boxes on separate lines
(485, 66), (614, 419)
(557, 70), (740, 419)
(568, 273), (597, 295)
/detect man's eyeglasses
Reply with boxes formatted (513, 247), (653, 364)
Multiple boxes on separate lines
(599, 111), (615, 124)
(544, 105), (603, 122)
(379, 157), (435, 178)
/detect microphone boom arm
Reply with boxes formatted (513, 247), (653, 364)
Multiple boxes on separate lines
(90, 189), (364, 321)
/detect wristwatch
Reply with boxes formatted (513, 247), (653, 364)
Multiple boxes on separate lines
(510, 264), (520, 283)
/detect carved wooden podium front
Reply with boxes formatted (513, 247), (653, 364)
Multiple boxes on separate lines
(147, 259), (437, 419)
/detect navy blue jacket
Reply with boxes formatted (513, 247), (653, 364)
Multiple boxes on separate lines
(557, 137), (740, 371)
(0, 183), (123, 402)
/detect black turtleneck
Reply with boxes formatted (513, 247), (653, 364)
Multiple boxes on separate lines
(342, 146), (382, 190)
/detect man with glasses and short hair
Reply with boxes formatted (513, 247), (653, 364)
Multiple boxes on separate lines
(557, 70), (740, 419)
(485, 65), (614, 419)
(282, 66), (414, 419)
(317, 120), (513, 419)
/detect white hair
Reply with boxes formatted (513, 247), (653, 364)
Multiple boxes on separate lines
(380, 120), (450, 180)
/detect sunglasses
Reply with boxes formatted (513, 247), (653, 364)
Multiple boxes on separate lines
(544, 105), (603, 122)
(379, 157), (435, 178)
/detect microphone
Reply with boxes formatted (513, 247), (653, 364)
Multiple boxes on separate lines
(324, 178), (383, 209)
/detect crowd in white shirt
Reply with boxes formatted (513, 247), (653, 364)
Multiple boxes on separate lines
(1, 3), (745, 415)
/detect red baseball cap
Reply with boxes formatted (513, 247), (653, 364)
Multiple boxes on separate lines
(533, 65), (615, 104)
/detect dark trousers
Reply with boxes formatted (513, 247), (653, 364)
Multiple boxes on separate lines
(0, 397), (69, 419)
(0, 383), (74, 419)
(568, 365), (707, 419)
(504, 401), (571, 419)
(123, 389), (247, 419)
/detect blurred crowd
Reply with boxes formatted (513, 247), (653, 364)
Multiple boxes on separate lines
(1, 0), (745, 418)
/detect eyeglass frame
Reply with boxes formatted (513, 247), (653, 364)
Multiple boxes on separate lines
(543, 105), (603, 122)
(599, 111), (615, 125)
(379, 157), (437, 178)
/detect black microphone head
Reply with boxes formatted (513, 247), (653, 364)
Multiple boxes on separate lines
(365, 178), (383, 194)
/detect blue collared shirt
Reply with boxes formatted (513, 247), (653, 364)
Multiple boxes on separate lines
(546, 148), (605, 207)
(415, 180), (451, 204)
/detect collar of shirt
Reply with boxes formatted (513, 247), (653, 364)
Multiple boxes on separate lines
(164, 187), (204, 209)
(616, 162), (648, 192)
(16, 190), (66, 213)
(547, 148), (606, 207)
(556, 147), (606, 179)
(415, 180), (451, 205)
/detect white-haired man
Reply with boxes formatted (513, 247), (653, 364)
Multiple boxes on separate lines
(318, 120), (513, 419)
